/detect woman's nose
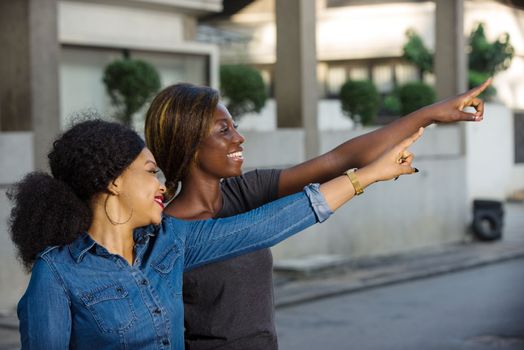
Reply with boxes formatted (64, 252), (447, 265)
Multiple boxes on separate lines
(233, 129), (245, 144)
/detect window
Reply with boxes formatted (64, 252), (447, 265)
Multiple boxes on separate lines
(372, 64), (394, 93)
(395, 64), (419, 84)
(326, 66), (347, 96)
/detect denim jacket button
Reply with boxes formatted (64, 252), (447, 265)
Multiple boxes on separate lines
(153, 308), (161, 314)
(162, 339), (170, 346)
(141, 279), (148, 286)
(115, 287), (123, 294)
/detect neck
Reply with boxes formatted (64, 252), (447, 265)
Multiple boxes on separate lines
(88, 196), (135, 264)
(165, 169), (222, 220)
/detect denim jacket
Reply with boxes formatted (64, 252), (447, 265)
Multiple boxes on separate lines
(18, 185), (332, 349)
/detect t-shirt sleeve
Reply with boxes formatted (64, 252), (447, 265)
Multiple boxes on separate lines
(219, 169), (281, 216)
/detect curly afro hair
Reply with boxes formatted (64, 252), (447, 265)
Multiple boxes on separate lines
(8, 119), (145, 271)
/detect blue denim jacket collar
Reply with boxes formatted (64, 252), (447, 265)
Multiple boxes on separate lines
(68, 228), (158, 264)
(68, 232), (97, 263)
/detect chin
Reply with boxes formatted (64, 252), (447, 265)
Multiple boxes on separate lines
(148, 211), (163, 226)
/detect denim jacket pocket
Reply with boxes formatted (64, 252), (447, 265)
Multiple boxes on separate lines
(152, 245), (182, 295)
(80, 282), (137, 334)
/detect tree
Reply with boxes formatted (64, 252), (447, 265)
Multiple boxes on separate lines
(220, 65), (267, 119)
(469, 23), (514, 75)
(468, 23), (514, 96)
(103, 59), (161, 126)
(402, 29), (433, 75)
(401, 24), (514, 99)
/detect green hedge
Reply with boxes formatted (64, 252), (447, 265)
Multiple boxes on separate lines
(103, 59), (160, 125)
(398, 82), (436, 115)
(339, 80), (379, 126)
(220, 65), (267, 119)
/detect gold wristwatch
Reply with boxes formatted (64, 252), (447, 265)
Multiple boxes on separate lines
(345, 168), (364, 196)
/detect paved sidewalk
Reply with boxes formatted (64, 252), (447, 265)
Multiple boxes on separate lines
(273, 201), (524, 308)
(274, 240), (524, 308)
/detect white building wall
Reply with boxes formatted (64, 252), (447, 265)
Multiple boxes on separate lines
(466, 103), (524, 202)
(237, 99), (354, 131)
(58, 1), (186, 48)
(239, 125), (469, 260)
(0, 133), (33, 314)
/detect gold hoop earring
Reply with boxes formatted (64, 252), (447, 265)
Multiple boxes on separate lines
(104, 194), (133, 225)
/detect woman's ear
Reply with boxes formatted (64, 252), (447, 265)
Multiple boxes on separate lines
(107, 178), (122, 196)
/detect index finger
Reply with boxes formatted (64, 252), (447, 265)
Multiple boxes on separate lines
(466, 78), (492, 99)
(399, 127), (424, 150)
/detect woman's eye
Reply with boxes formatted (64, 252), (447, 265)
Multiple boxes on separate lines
(149, 169), (160, 174)
(220, 127), (229, 133)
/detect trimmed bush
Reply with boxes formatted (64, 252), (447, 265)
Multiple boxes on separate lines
(402, 29), (433, 75)
(103, 59), (161, 126)
(382, 93), (402, 116)
(398, 82), (436, 115)
(220, 65), (267, 119)
(339, 80), (380, 126)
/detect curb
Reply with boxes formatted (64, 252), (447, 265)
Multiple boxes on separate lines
(274, 241), (524, 309)
(0, 316), (18, 331)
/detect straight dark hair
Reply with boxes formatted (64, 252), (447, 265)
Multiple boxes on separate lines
(145, 83), (219, 198)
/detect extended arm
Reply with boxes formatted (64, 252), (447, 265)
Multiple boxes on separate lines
(176, 128), (423, 270)
(173, 185), (331, 271)
(278, 80), (491, 197)
(18, 259), (71, 349)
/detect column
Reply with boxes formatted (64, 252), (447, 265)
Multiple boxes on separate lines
(0, 0), (60, 170)
(275, 0), (319, 158)
(435, 0), (467, 99)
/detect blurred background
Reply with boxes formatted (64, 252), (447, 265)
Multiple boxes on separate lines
(1, 0), (523, 349)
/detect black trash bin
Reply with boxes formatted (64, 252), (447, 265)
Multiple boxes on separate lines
(472, 199), (504, 241)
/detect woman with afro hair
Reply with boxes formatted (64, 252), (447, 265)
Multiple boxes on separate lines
(9, 116), (423, 349)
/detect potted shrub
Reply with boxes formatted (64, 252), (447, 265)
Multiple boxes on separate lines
(339, 80), (380, 126)
(398, 82), (436, 115)
(103, 58), (161, 126)
(220, 65), (267, 120)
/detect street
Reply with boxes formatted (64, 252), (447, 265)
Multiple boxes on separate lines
(276, 257), (524, 350)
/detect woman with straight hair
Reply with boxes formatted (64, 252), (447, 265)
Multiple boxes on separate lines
(144, 80), (490, 349)
(11, 116), (422, 349)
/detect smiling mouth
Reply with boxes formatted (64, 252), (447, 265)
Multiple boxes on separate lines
(154, 196), (165, 209)
(227, 151), (244, 160)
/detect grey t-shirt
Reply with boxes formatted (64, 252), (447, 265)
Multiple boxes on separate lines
(183, 169), (281, 350)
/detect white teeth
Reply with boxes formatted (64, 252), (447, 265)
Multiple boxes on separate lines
(227, 151), (243, 159)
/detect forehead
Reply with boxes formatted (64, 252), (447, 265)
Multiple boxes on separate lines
(128, 148), (156, 168)
(213, 104), (234, 123)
